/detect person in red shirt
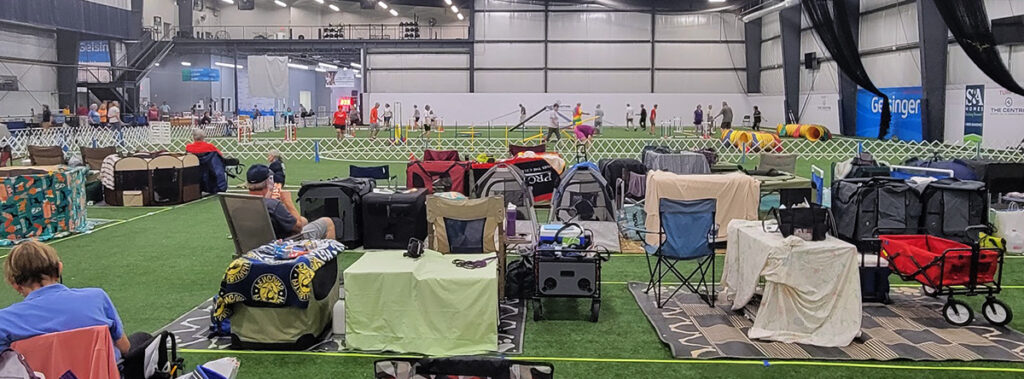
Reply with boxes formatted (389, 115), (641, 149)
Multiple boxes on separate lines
(146, 104), (160, 122)
(649, 104), (658, 135)
(333, 105), (348, 140)
(369, 103), (380, 140)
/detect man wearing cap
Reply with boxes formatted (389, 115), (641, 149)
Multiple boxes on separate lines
(247, 165), (335, 240)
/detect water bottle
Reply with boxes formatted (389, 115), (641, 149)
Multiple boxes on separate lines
(822, 188), (832, 208)
(1006, 229), (1024, 255)
(332, 288), (346, 335)
(506, 203), (517, 237)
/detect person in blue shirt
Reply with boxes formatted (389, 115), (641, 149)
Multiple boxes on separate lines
(0, 241), (130, 355)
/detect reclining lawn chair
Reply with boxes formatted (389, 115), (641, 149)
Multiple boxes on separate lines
(625, 198), (718, 308)
(757, 153), (797, 173)
(350, 165), (397, 189)
(219, 193), (280, 256)
(27, 145), (66, 165)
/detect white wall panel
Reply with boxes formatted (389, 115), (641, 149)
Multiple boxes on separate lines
(985, 0), (1024, 18)
(656, 43), (744, 69)
(801, 62), (839, 93)
(861, 0), (903, 13)
(475, 12), (546, 40)
(368, 54), (469, 69)
(547, 12), (651, 40)
(947, 45), (1024, 86)
(474, 43), (545, 68)
(761, 39), (782, 67)
(859, 3), (919, 51)
(547, 71), (651, 93)
(761, 67), (784, 95)
(863, 49), (921, 88)
(655, 14), (743, 41)
(474, 0), (544, 11)
(0, 27), (57, 116)
(762, 12), (781, 40)
(368, 70), (469, 93)
(548, 43), (651, 68)
(654, 71), (745, 93)
(801, 30), (827, 56)
(475, 71), (545, 93)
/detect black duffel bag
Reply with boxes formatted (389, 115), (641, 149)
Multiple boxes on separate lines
(767, 203), (834, 241)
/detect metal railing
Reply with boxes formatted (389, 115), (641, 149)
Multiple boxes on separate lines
(188, 24), (469, 41)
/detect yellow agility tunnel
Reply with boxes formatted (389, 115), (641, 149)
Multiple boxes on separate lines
(720, 129), (783, 152)
(776, 123), (833, 142)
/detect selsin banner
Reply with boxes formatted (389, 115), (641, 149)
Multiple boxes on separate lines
(964, 84), (985, 136)
(856, 86), (922, 142)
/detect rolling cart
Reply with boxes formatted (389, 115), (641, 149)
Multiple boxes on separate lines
(879, 225), (1011, 326)
(532, 223), (609, 322)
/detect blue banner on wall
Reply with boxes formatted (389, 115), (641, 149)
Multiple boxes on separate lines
(856, 86), (923, 142)
(964, 84), (985, 136)
(182, 68), (221, 82)
(78, 41), (110, 64)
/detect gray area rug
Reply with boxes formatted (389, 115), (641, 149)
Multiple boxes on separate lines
(629, 282), (1024, 361)
(157, 296), (526, 354)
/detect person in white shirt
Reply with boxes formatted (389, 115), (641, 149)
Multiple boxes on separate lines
(412, 105), (421, 129)
(421, 105), (435, 139)
(107, 101), (122, 129)
(382, 104), (393, 130)
(594, 104), (605, 134)
(625, 104), (635, 130)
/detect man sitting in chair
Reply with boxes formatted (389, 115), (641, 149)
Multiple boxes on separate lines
(0, 241), (151, 357)
(247, 164), (336, 240)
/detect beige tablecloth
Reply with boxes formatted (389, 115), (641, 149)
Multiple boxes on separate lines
(644, 171), (760, 242)
(720, 220), (862, 347)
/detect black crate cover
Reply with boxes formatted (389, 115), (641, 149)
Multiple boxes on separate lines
(832, 177), (922, 244)
(298, 177), (373, 247)
(362, 189), (428, 249)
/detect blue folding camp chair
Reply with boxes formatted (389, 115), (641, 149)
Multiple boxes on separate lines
(627, 198), (718, 308)
(350, 165), (397, 189)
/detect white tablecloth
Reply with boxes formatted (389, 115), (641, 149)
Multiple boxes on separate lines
(720, 220), (861, 347)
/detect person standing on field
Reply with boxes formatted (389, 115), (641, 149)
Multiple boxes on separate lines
(625, 103), (635, 130)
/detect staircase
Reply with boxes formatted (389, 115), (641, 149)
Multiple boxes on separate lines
(80, 30), (173, 115)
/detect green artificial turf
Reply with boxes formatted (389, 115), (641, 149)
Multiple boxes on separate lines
(1, 139), (1023, 377)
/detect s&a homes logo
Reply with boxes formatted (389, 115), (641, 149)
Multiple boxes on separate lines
(991, 90), (1024, 115)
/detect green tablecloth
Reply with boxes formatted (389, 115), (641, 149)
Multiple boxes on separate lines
(344, 250), (498, 355)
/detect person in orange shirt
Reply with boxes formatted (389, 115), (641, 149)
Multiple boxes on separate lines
(332, 105), (348, 141)
(369, 103), (380, 140)
(98, 102), (108, 125)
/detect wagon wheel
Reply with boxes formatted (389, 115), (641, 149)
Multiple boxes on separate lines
(533, 298), (544, 321)
(589, 300), (600, 323)
(942, 299), (974, 326)
(982, 298), (1013, 326)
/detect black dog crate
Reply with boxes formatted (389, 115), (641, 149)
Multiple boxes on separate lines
(532, 249), (608, 322)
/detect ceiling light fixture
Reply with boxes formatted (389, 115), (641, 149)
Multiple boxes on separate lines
(378, 1), (388, 9)
(328, 4), (339, 11)
(154, 62), (160, 66)
(274, 0), (287, 7)
(314, 0), (324, 3)
(457, 13), (464, 20)
(389, 8), (398, 16)
(444, 0), (452, 4)
(214, 62), (243, 69)
(315, 67), (328, 72)
(318, 62), (338, 70)
(180, 61), (192, 66)
(450, 5), (458, 12)
(350, 62), (362, 68)
(287, 63), (309, 70)
(221, 0), (234, 4)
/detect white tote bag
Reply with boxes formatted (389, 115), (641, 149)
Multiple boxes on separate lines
(991, 203), (1024, 255)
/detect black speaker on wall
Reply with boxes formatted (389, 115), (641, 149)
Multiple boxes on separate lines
(360, 0), (374, 9)
(237, 0), (255, 10)
(804, 52), (820, 70)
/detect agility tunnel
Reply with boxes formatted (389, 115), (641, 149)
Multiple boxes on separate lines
(776, 123), (833, 142)
(720, 129), (783, 152)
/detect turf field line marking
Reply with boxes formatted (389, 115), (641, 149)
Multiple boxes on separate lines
(176, 349), (1024, 373)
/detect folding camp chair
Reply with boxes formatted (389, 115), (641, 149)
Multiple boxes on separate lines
(757, 153), (797, 173)
(350, 165), (397, 189)
(219, 193), (280, 256)
(626, 198), (718, 308)
(80, 146), (118, 171)
(27, 145), (66, 165)
(425, 196), (505, 254)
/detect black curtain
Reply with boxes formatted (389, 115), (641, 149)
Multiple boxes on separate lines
(802, 0), (891, 139)
(934, 0), (1024, 97)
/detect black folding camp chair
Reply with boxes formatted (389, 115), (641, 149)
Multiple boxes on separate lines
(219, 193), (301, 257)
(625, 198), (718, 308)
(350, 165), (397, 189)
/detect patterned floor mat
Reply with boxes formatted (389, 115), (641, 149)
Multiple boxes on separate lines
(629, 282), (1024, 361)
(157, 296), (527, 354)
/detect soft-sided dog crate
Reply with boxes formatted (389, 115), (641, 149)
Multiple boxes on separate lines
(362, 189), (429, 249)
(407, 160), (473, 195)
(832, 177), (922, 247)
(0, 166), (89, 244)
(229, 257), (339, 350)
(298, 178), (374, 247)
(550, 162), (615, 223)
(598, 158), (646, 201)
(103, 153), (201, 206)
(422, 149), (460, 162)
(920, 178), (988, 242)
(964, 159), (1024, 199)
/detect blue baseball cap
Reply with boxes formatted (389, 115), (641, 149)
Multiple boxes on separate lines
(247, 164), (271, 184)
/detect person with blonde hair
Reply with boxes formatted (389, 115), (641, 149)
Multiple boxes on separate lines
(0, 241), (132, 355)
